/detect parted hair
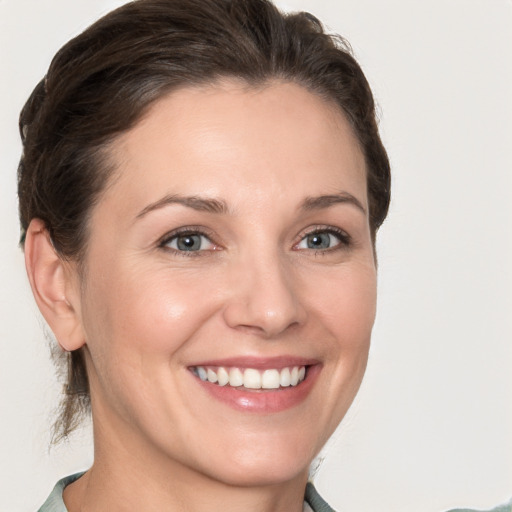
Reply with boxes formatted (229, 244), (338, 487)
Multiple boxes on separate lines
(18, 0), (390, 441)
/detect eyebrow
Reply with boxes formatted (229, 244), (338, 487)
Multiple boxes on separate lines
(300, 193), (366, 215)
(135, 191), (366, 220)
(136, 194), (229, 219)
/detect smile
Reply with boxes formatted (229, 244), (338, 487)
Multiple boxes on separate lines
(191, 366), (307, 390)
(188, 357), (320, 413)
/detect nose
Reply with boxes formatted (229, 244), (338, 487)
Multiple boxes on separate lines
(222, 253), (306, 338)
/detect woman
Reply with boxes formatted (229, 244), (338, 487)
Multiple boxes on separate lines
(19, 2), (389, 510)
(15, 0), (510, 511)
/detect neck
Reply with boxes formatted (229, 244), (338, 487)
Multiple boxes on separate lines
(63, 407), (309, 512)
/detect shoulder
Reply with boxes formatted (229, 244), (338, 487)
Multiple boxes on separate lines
(37, 473), (85, 512)
(446, 500), (512, 512)
(304, 484), (512, 512)
(305, 482), (337, 512)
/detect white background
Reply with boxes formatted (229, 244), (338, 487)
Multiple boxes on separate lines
(1, 0), (511, 510)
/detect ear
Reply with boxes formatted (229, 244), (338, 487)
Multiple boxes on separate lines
(24, 219), (85, 352)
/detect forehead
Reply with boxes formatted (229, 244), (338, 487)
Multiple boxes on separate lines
(103, 80), (367, 214)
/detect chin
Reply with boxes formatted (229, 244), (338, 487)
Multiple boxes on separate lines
(196, 434), (317, 487)
(209, 460), (310, 488)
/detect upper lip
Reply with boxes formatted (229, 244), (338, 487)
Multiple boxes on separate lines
(189, 355), (320, 370)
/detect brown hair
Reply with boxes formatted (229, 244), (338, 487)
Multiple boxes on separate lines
(18, 0), (391, 441)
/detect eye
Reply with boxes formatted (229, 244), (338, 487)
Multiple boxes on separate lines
(296, 229), (350, 251)
(162, 232), (215, 252)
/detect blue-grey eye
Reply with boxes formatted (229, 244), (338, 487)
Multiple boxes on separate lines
(166, 233), (214, 252)
(297, 231), (344, 250)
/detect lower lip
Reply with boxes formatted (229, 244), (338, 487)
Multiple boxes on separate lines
(192, 365), (321, 413)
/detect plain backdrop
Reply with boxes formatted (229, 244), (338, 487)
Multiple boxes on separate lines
(1, 0), (511, 510)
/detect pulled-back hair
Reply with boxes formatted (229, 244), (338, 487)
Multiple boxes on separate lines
(18, 0), (390, 441)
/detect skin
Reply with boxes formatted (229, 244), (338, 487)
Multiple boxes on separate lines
(26, 80), (377, 512)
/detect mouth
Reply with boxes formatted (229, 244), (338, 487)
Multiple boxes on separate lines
(188, 358), (320, 413)
(190, 365), (307, 390)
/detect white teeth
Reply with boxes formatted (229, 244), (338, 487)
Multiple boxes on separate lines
(280, 367), (291, 387)
(262, 369), (280, 389)
(243, 369), (261, 389)
(229, 368), (244, 387)
(193, 365), (307, 390)
(197, 367), (207, 381)
(290, 366), (299, 386)
(217, 367), (229, 386)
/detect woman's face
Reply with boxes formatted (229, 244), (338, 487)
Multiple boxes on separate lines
(73, 80), (376, 486)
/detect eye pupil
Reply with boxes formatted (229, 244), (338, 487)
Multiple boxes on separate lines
(177, 234), (201, 251)
(307, 233), (330, 249)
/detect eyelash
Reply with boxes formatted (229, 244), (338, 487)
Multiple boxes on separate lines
(294, 226), (352, 255)
(157, 225), (352, 257)
(158, 227), (218, 258)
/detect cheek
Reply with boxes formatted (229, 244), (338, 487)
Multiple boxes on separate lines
(288, 264), (377, 451)
(310, 264), (376, 398)
(79, 264), (225, 426)
(84, 266), (221, 357)
(333, 267), (376, 387)
(309, 263), (377, 346)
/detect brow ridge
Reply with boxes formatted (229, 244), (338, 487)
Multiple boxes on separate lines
(136, 191), (365, 220)
(300, 193), (366, 214)
(136, 194), (228, 218)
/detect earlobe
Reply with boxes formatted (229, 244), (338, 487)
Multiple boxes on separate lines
(24, 219), (85, 352)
